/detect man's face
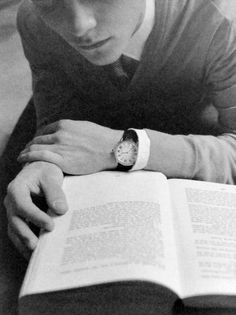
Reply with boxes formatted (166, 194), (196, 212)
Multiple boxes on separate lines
(32, 0), (145, 65)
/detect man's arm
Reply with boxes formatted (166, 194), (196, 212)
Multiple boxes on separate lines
(145, 16), (236, 184)
(4, 3), (80, 257)
(16, 112), (236, 184)
(144, 125), (236, 183)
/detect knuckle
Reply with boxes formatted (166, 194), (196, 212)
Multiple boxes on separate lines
(28, 144), (38, 152)
(5, 185), (18, 212)
(57, 119), (72, 130)
(6, 180), (17, 198)
(53, 132), (60, 143)
(57, 119), (67, 129)
(45, 135), (52, 143)
(16, 204), (29, 218)
(54, 130), (65, 143)
(32, 136), (41, 144)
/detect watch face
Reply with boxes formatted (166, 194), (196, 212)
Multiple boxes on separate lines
(115, 140), (138, 166)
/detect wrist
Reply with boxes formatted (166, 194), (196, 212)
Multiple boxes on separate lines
(113, 129), (150, 171)
(104, 129), (124, 170)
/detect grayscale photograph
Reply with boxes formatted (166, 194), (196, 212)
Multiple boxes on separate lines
(1, 1), (236, 314)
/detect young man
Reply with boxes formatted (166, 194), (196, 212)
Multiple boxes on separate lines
(4, 0), (236, 257)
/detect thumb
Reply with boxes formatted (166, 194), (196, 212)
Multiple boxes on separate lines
(41, 175), (68, 215)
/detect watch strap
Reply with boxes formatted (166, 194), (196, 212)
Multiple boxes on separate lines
(129, 129), (150, 171)
(116, 163), (132, 171)
(122, 129), (138, 143)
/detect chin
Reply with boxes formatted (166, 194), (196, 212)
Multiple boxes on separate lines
(83, 52), (122, 66)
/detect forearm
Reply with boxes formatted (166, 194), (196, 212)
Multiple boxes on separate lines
(145, 129), (236, 184)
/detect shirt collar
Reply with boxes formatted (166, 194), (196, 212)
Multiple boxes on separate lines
(124, 0), (155, 61)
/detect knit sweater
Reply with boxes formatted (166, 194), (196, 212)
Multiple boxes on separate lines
(17, 0), (236, 184)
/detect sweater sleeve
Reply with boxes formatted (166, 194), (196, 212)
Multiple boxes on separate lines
(146, 18), (236, 184)
(17, 1), (82, 133)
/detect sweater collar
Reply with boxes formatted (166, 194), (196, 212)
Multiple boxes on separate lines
(124, 0), (155, 61)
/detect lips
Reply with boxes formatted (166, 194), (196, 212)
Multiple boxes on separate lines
(76, 38), (111, 50)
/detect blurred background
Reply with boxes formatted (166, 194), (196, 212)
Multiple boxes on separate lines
(0, 0), (31, 155)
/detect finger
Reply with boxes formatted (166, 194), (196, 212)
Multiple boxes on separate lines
(7, 184), (54, 231)
(27, 134), (56, 146)
(41, 174), (68, 215)
(17, 150), (62, 166)
(19, 144), (58, 155)
(9, 215), (38, 251)
(40, 122), (58, 135)
(8, 224), (31, 260)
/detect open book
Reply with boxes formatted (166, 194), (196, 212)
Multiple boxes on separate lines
(19, 171), (236, 314)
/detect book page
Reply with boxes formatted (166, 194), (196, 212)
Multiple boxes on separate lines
(20, 171), (181, 297)
(169, 179), (236, 299)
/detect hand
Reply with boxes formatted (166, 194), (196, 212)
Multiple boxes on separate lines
(17, 120), (123, 175)
(4, 162), (68, 259)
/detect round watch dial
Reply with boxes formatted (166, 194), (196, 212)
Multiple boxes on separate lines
(115, 140), (138, 166)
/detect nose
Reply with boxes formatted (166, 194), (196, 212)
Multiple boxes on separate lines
(63, 0), (97, 37)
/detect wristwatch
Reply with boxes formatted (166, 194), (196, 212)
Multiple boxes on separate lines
(113, 129), (138, 171)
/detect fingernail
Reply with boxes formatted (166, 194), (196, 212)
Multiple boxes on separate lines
(28, 239), (38, 250)
(46, 219), (55, 231)
(53, 201), (67, 214)
(17, 156), (26, 164)
(18, 153), (25, 159)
